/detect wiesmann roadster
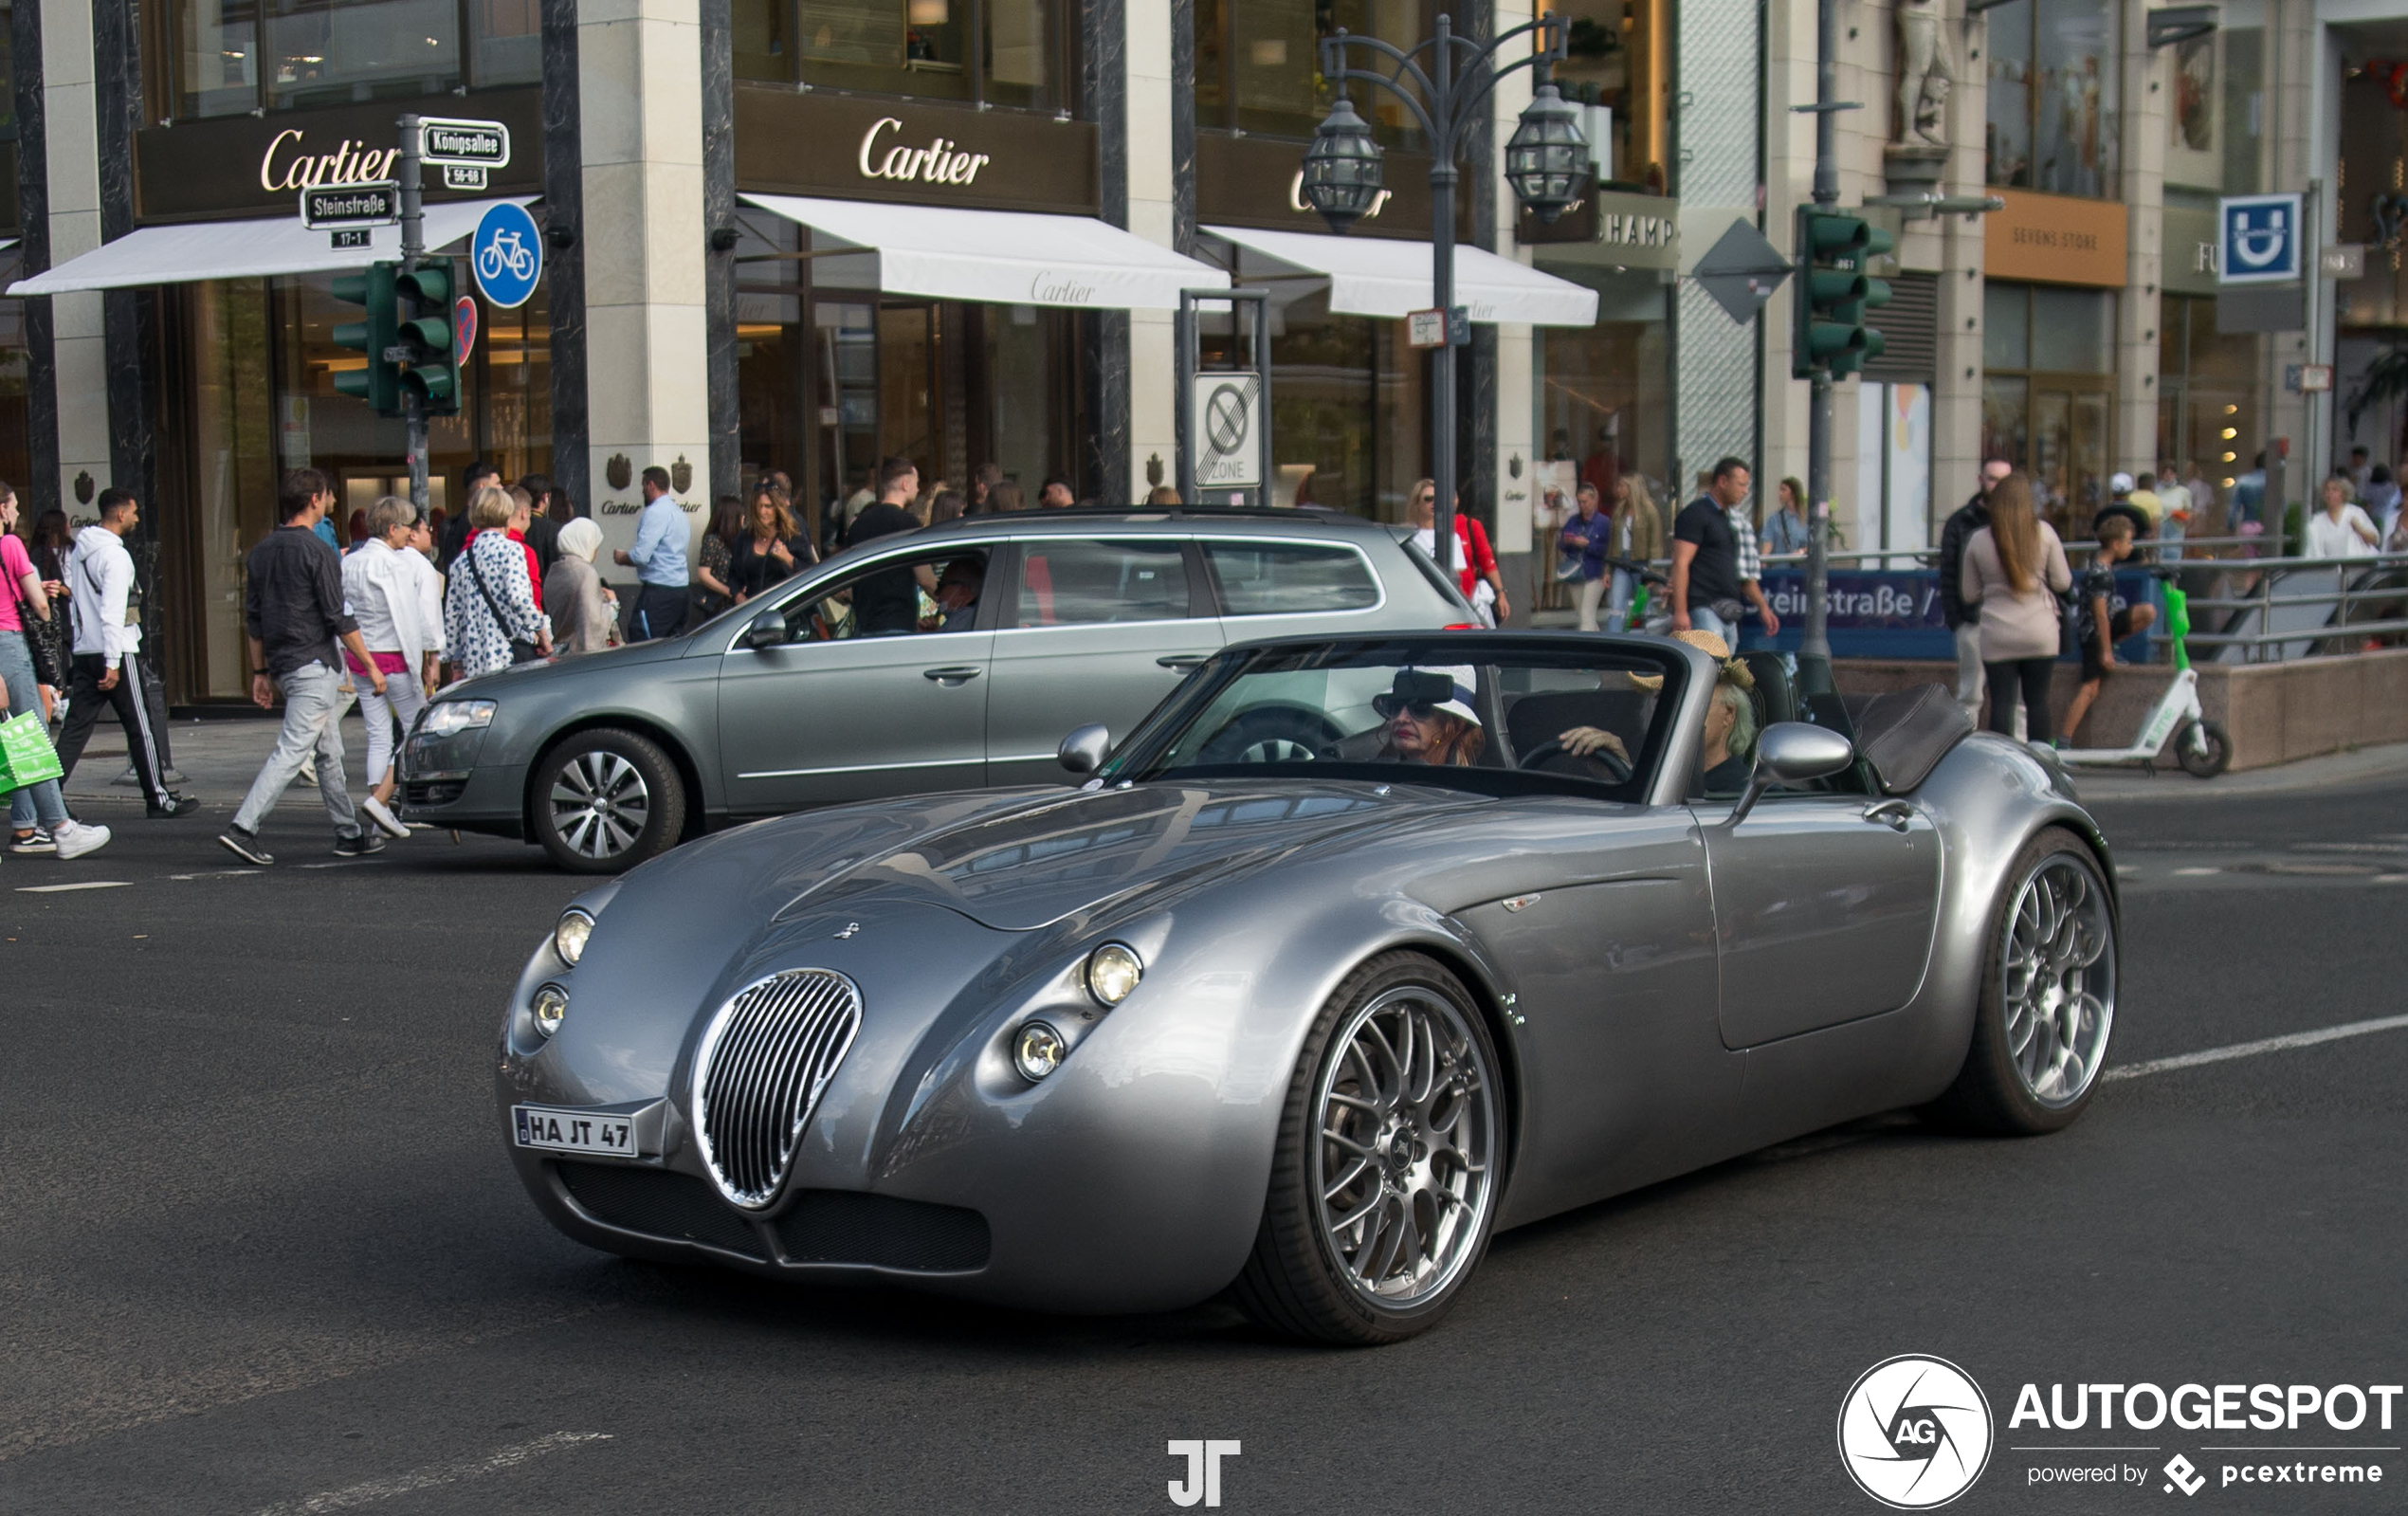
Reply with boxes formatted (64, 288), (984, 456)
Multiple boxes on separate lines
(499, 632), (2117, 1343)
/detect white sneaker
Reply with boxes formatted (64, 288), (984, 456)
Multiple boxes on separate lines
(361, 795), (410, 840)
(51, 820), (111, 861)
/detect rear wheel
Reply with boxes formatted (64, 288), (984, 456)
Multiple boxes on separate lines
(2174, 719), (2231, 778)
(1926, 827), (2117, 1134)
(1233, 952), (1504, 1344)
(531, 728), (686, 873)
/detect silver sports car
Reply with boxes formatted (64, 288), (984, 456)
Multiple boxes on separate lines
(498, 632), (2116, 1342)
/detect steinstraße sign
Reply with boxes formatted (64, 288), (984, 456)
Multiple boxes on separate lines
(299, 182), (399, 230)
(1981, 189), (2126, 286)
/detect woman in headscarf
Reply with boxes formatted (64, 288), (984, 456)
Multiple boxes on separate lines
(544, 518), (620, 656)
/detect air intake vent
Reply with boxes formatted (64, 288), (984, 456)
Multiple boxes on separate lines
(692, 969), (863, 1209)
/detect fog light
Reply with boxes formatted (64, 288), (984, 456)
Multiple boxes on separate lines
(554, 907), (593, 966)
(1014, 1021), (1067, 1081)
(1085, 942), (1143, 1006)
(531, 983), (569, 1039)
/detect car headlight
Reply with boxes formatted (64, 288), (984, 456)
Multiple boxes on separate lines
(1084, 942), (1143, 1007)
(1013, 1021), (1067, 1081)
(422, 699), (497, 737)
(554, 907), (593, 967)
(531, 983), (569, 1039)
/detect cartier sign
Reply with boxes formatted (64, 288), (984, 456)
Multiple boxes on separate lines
(260, 131), (403, 193)
(857, 118), (993, 187)
(736, 90), (1096, 213)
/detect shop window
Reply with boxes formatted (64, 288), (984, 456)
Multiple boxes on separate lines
(160, 0), (538, 118)
(738, 0), (1072, 114)
(1979, 283), (2115, 531)
(2157, 292), (2259, 528)
(1545, 0), (1670, 193)
(2163, 16), (2263, 193)
(1204, 286), (1420, 521)
(1982, 0), (2120, 198)
(1194, 0), (1433, 150)
(1533, 298), (1672, 524)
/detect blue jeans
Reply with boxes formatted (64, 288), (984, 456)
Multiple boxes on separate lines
(0, 632), (68, 830)
(1687, 602), (1734, 644)
(231, 663), (360, 837)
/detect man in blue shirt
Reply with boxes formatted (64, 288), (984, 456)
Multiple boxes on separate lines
(613, 465), (690, 641)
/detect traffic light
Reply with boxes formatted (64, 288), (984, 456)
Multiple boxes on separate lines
(394, 260), (461, 416)
(1793, 209), (1894, 379)
(330, 264), (398, 415)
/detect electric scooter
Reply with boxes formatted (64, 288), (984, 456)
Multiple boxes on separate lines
(2052, 567), (2232, 778)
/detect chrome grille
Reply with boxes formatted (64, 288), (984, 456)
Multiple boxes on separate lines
(692, 969), (863, 1209)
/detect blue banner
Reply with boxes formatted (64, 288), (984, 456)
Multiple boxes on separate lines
(1727, 568), (2156, 664)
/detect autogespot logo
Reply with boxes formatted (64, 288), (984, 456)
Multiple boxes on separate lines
(1838, 1356), (1996, 1508)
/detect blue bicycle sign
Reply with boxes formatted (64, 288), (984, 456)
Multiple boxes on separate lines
(471, 201), (543, 309)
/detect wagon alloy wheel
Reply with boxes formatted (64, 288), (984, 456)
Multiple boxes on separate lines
(531, 728), (687, 874)
(1235, 952), (1505, 1343)
(1926, 827), (2118, 1135)
(552, 751), (649, 861)
(2000, 856), (2116, 1106)
(1315, 987), (1497, 1303)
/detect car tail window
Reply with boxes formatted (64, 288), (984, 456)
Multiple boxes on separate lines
(1015, 539), (1192, 627)
(1204, 542), (1379, 615)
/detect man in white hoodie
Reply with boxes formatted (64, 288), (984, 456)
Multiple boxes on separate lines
(54, 490), (197, 817)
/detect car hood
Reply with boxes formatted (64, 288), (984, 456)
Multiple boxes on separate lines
(732, 779), (1490, 933)
(443, 632), (694, 696)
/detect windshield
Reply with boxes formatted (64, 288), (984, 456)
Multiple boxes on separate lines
(1103, 638), (1688, 800)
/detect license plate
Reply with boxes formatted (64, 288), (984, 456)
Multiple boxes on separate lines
(513, 1105), (637, 1157)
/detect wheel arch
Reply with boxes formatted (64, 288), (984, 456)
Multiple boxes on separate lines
(1377, 932), (1529, 1195)
(522, 714), (712, 844)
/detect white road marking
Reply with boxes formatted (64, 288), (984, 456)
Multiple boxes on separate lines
(250, 1432), (612, 1516)
(2172, 866), (2219, 876)
(169, 869), (264, 881)
(2105, 1013), (2408, 1083)
(2379, 874), (2408, 884)
(15, 880), (132, 894)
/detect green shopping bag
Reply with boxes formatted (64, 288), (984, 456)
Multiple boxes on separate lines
(0, 709), (64, 794)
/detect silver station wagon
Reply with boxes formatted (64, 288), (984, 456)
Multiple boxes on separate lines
(399, 507), (1471, 871)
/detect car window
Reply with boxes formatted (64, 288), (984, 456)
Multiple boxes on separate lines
(1014, 539), (1191, 627)
(1204, 541), (1380, 615)
(766, 548), (991, 643)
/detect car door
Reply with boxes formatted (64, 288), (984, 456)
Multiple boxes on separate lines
(983, 537), (1224, 787)
(1692, 788), (1943, 1048)
(716, 542), (997, 813)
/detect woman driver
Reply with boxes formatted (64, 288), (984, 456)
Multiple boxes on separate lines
(1374, 668), (1487, 766)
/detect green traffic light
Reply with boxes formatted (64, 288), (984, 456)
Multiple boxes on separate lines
(1793, 207), (1891, 379)
(328, 263), (399, 415)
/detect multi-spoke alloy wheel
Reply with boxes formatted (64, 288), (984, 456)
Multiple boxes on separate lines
(532, 729), (686, 874)
(1928, 827), (2118, 1135)
(1236, 952), (1505, 1343)
(2001, 856), (2116, 1106)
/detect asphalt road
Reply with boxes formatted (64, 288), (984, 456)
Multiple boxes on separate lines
(2, 776), (2402, 1515)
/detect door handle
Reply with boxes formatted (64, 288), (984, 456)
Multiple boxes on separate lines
(1156, 654), (1210, 670)
(1861, 798), (1916, 831)
(922, 666), (983, 683)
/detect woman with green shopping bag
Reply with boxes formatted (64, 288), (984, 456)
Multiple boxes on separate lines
(0, 484), (108, 859)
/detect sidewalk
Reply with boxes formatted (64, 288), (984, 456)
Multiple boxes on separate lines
(58, 712), (379, 812)
(2065, 739), (2408, 803)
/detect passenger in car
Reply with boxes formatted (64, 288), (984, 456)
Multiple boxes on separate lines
(1373, 667), (1487, 766)
(928, 557), (983, 632)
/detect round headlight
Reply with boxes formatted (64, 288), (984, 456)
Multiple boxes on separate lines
(1013, 1021), (1067, 1081)
(531, 983), (569, 1039)
(1085, 942), (1143, 1007)
(554, 908), (593, 967)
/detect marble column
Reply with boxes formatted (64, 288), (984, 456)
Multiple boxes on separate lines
(35, 0), (110, 524)
(93, 0), (156, 630)
(1487, 1), (1537, 625)
(576, 0), (712, 560)
(1125, 0), (1178, 502)
(10, 1), (53, 519)
(701, 0), (739, 506)
(541, 0), (590, 515)
(1169, 0), (1197, 258)
(1080, 0), (1132, 503)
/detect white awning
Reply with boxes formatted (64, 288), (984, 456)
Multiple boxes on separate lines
(740, 193), (1229, 311)
(7, 199), (533, 297)
(1202, 225), (1599, 326)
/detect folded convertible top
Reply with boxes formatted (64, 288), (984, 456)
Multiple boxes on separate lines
(1847, 684), (1975, 795)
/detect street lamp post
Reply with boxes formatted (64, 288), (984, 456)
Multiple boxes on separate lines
(1301, 12), (1583, 592)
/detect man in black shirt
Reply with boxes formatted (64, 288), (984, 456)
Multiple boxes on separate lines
(844, 455), (932, 635)
(1669, 456), (1778, 643)
(1938, 458), (2011, 720)
(219, 468), (388, 867)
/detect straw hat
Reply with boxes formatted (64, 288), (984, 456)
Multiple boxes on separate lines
(1631, 629), (1755, 692)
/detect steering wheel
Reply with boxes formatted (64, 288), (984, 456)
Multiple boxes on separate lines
(1517, 737), (1633, 783)
(1196, 705), (1346, 764)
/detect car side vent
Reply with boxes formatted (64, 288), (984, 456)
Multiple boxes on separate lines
(692, 969), (863, 1209)
(556, 1161), (766, 1260)
(773, 1191), (993, 1272)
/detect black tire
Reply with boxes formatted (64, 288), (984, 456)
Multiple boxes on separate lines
(1925, 827), (2118, 1135)
(1232, 952), (1505, 1344)
(530, 728), (686, 874)
(2175, 719), (2232, 779)
(1197, 703), (1345, 764)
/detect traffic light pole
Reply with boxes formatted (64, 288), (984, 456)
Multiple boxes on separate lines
(397, 113), (428, 516)
(1800, 0), (1840, 679)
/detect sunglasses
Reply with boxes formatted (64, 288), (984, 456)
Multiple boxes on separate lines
(1373, 695), (1446, 721)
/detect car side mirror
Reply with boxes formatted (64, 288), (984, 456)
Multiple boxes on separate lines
(742, 608), (786, 649)
(1727, 721), (1854, 826)
(1058, 723), (1111, 776)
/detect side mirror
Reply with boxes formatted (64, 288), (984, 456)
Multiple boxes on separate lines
(1727, 721), (1854, 826)
(1058, 723), (1111, 776)
(742, 608), (786, 649)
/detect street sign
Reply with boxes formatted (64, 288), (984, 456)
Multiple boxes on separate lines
(1406, 309), (1446, 349)
(300, 181), (400, 230)
(330, 228), (372, 249)
(470, 201), (543, 309)
(453, 295), (479, 367)
(1691, 217), (1794, 326)
(441, 164), (490, 192)
(2288, 362), (2333, 394)
(2323, 243), (2366, 280)
(2219, 192), (2303, 285)
(1192, 374), (1264, 489)
(418, 118), (511, 169)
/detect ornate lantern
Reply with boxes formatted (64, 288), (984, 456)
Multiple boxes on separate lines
(1300, 96), (1385, 234)
(1504, 82), (1588, 223)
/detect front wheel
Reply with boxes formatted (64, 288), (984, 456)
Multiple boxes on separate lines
(2174, 719), (2231, 778)
(1233, 952), (1504, 1344)
(531, 728), (686, 873)
(1925, 827), (2117, 1135)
